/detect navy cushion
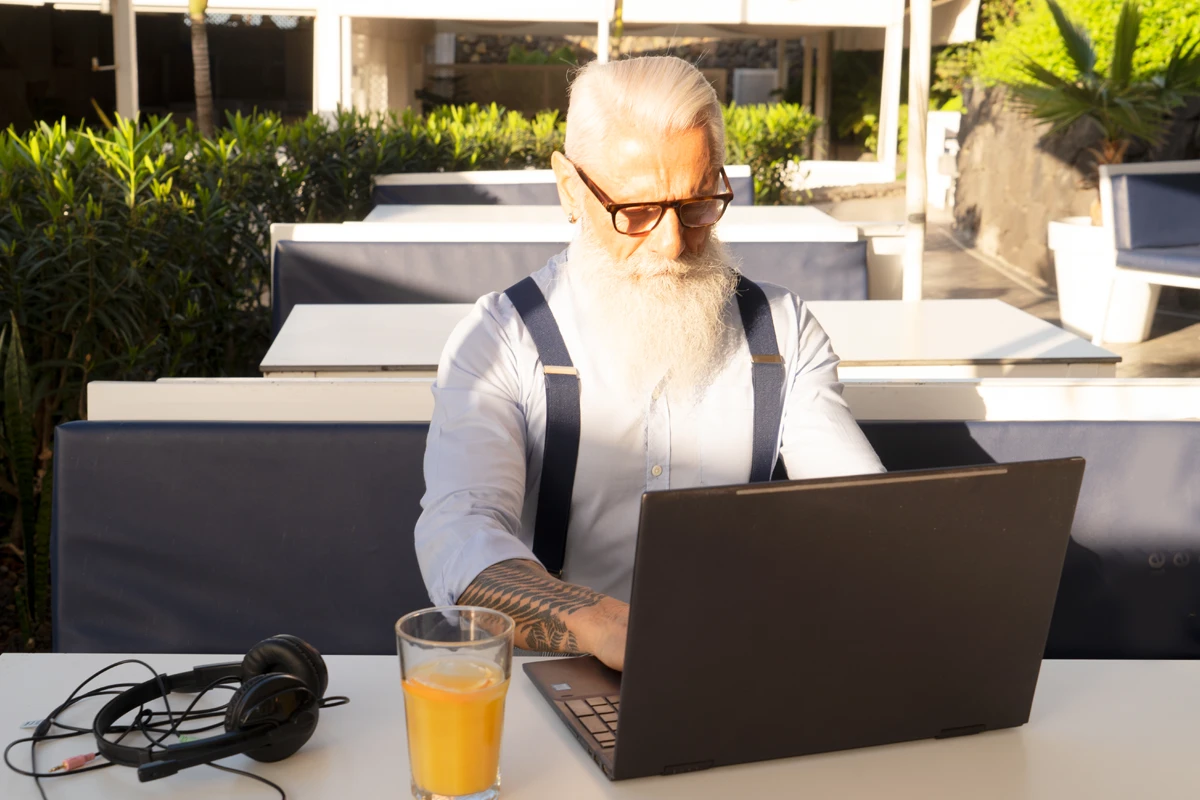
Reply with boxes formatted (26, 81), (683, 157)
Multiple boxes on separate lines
(1117, 245), (1200, 278)
(272, 240), (868, 335)
(1111, 172), (1200, 250)
(372, 182), (561, 206)
(55, 419), (1198, 659)
(860, 421), (1200, 659)
(370, 174), (754, 208)
(271, 240), (564, 334)
(52, 421), (432, 655)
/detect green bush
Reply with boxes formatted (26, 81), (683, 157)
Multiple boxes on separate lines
(0, 104), (564, 647)
(1001, 0), (1200, 167)
(723, 103), (821, 203)
(0, 114), (298, 646)
(975, 0), (1200, 86)
(934, 0), (1023, 97)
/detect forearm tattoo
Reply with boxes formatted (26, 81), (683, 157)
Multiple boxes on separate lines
(458, 560), (604, 653)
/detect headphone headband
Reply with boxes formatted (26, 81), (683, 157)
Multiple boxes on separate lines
(93, 663), (243, 768)
(92, 640), (327, 783)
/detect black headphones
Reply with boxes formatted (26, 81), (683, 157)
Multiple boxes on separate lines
(92, 635), (334, 783)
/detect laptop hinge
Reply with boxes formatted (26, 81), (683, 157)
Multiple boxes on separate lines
(936, 723), (987, 739)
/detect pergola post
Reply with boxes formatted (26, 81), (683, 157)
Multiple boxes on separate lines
(877, 19), (903, 177)
(801, 36), (814, 112)
(111, 0), (139, 119)
(313, 12), (342, 112)
(340, 16), (354, 111)
(428, 32), (457, 108)
(813, 31), (832, 160)
(596, 0), (613, 63)
(776, 39), (788, 100)
(903, 0), (932, 301)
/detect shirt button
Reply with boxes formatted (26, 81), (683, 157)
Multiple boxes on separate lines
(651, 465), (663, 477)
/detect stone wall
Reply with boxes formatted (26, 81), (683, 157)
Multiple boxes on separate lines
(622, 36), (791, 71)
(455, 34), (789, 72)
(456, 34), (596, 65)
(954, 83), (1200, 288)
(446, 34), (780, 109)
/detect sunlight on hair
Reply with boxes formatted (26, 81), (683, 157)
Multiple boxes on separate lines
(565, 56), (725, 172)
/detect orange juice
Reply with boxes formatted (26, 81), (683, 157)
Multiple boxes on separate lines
(402, 656), (509, 796)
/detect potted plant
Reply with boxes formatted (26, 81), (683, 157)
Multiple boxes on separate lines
(1003, 0), (1200, 342)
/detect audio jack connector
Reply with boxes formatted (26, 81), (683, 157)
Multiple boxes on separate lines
(48, 753), (98, 773)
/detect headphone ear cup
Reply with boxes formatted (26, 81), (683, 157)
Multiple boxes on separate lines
(241, 635), (329, 698)
(224, 674), (269, 734)
(225, 673), (319, 763)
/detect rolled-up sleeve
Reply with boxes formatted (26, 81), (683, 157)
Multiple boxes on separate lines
(777, 298), (886, 479)
(414, 298), (538, 607)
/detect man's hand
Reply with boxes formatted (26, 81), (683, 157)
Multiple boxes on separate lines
(575, 596), (629, 672)
(458, 559), (629, 671)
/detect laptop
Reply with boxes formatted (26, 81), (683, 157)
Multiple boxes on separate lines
(525, 458), (1086, 780)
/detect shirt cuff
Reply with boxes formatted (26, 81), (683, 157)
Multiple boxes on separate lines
(436, 528), (540, 607)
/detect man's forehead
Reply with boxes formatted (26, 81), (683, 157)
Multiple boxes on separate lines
(589, 127), (718, 202)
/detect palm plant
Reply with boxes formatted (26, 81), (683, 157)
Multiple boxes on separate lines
(1006, 0), (1200, 172)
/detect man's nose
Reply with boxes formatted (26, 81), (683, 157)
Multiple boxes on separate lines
(646, 208), (686, 261)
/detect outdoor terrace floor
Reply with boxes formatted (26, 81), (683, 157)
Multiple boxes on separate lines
(922, 212), (1200, 378)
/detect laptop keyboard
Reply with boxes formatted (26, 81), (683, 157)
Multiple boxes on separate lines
(564, 695), (620, 748)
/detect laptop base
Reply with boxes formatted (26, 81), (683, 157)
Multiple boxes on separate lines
(524, 657), (622, 778)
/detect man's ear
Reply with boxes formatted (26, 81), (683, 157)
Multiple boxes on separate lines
(551, 151), (582, 223)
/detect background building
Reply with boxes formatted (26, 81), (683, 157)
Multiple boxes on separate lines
(1, 0), (977, 186)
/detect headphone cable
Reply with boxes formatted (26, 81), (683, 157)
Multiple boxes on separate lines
(7, 660), (167, 800)
(4, 660), (288, 800)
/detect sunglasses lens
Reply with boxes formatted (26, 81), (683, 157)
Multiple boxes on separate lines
(615, 205), (665, 235)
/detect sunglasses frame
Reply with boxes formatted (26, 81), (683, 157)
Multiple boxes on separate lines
(570, 160), (735, 236)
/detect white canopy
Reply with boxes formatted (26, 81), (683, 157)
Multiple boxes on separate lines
(20, 0), (977, 47)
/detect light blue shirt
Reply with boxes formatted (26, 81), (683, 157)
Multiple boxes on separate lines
(415, 251), (885, 606)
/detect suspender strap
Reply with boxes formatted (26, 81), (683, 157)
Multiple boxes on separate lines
(735, 275), (786, 483)
(503, 274), (785, 575)
(504, 277), (579, 577)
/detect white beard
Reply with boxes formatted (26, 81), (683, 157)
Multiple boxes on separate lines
(568, 220), (740, 398)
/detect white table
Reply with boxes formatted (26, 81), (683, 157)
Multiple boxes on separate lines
(261, 300), (1119, 379)
(260, 304), (473, 378)
(4, 653), (1200, 799)
(806, 299), (1120, 377)
(86, 377), (1200, 424)
(358, 203), (860, 243)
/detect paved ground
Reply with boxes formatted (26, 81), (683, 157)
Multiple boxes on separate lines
(815, 194), (1200, 377)
(922, 219), (1200, 378)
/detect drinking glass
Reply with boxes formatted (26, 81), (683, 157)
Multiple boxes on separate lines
(397, 607), (515, 800)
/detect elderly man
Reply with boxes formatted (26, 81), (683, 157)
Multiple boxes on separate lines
(415, 56), (883, 671)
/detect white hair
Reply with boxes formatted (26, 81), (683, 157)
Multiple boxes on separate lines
(564, 56), (725, 171)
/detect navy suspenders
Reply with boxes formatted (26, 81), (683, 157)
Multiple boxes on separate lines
(505, 277), (582, 577)
(733, 275), (787, 483)
(503, 274), (785, 577)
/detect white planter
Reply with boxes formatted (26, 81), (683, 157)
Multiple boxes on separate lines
(1047, 217), (1161, 344)
(864, 228), (905, 300)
